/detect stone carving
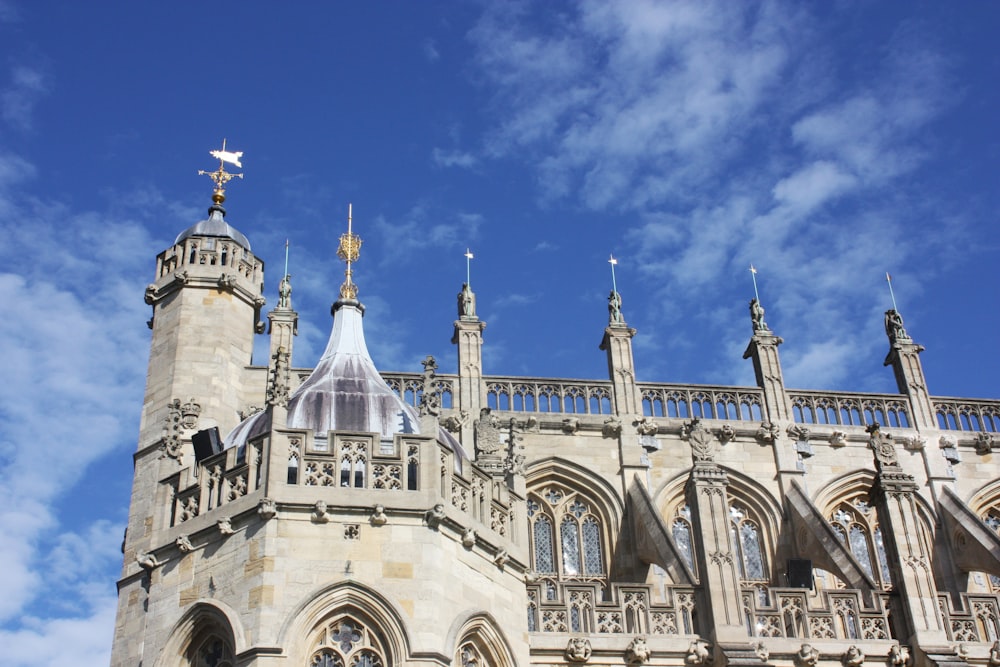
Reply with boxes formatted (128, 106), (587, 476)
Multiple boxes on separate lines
(419, 355), (441, 417)
(939, 435), (960, 464)
(440, 410), (469, 433)
(989, 640), (1000, 667)
(867, 423), (898, 469)
(565, 637), (592, 663)
(144, 283), (157, 304)
(562, 417), (580, 434)
(344, 524), (360, 540)
(789, 424), (814, 457)
(608, 290), (624, 325)
(173, 269), (190, 285)
(370, 504), (387, 526)
(175, 535), (194, 553)
(312, 500), (330, 523)
(750, 298), (768, 332)
(461, 528), (476, 549)
(217, 517), (234, 536)
(267, 346), (291, 408)
(956, 645), (969, 660)
(887, 644), (910, 667)
(217, 273), (236, 289)
(425, 503), (446, 529)
(884, 309), (909, 343)
(278, 274), (292, 308)
(755, 421), (780, 445)
(829, 430), (847, 447)
(238, 404), (263, 421)
(751, 641), (769, 663)
(625, 637), (651, 665)
(635, 417), (659, 436)
(602, 416), (623, 438)
(458, 283), (477, 319)
(685, 640), (712, 665)
(842, 645), (865, 667)
(258, 497), (277, 520)
(899, 434), (926, 451)
(719, 424), (736, 444)
(474, 408), (503, 455)
(505, 419), (526, 475)
(683, 418), (716, 463)
(162, 398), (201, 459)
(493, 549), (509, 568)
(795, 644), (820, 667)
(137, 551), (161, 571)
(975, 432), (995, 455)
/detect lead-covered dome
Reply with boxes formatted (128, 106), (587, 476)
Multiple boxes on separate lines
(175, 204), (252, 251)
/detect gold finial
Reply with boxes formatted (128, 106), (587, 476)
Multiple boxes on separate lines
(337, 203), (363, 299)
(198, 138), (244, 205)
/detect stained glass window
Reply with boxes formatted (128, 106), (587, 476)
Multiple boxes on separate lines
(527, 484), (606, 586)
(310, 616), (388, 667)
(829, 493), (892, 588)
(729, 504), (767, 582)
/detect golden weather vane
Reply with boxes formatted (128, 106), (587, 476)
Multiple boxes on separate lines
(198, 138), (244, 205)
(337, 203), (363, 299)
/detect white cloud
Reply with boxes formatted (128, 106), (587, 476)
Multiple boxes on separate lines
(432, 147), (478, 168)
(771, 160), (857, 213)
(2, 65), (47, 131)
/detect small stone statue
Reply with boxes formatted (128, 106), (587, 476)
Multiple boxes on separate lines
(461, 528), (476, 548)
(278, 274), (292, 308)
(888, 644), (910, 667)
(625, 637), (651, 666)
(884, 309), (908, 343)
(795, 644), (820, 667)
(685, 640), (712, 665)
(175, 534), (194, 553)
(458, 283), (476, 319)
(425, 503), (446, 529)
(565, 637), (593, 663)
(842, 645), (865, 667)
(217, 517), (235, 536)
(608, 290), (624, 325)
(750, 298), (768, 332)
(370, 504), (388, 526)
(989, 640), (1000, 667)
(312, 500), (330, 523)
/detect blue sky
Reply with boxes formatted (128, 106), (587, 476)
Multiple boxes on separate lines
(0, 1), (997, 664)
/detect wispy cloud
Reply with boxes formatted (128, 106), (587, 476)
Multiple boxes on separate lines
(2, 65), (47, 131)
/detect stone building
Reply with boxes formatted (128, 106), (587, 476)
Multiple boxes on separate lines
(112, 160), (1000, 667)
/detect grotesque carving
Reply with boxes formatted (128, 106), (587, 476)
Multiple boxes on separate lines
(989, 640), (1000, 667)
(842, 645), (865, 667)
(562, 417), (580, 434)
(137, 551), (161, 571)
(258, 497), (277, 520)
(267, 346), (291, 408)
(505, 419), (526, 475)
(755, 421), (780, 445)
(795, 644), (820, 667)
(939, 435), (961, 464)
(975, 432), (995, 455)
(719, 424), (736, 444)
(899, 434), (926, 451)
(162, 398), (202, 460)
(685, 640), (712, 665)
(829, 430), (847, 447)
(625, 637), (651, 665)
(565, 638), (592, 663)
(494, 549), (509, 568)
(370, 504), (388, 526)
(175, 535), (194, 553)
(602, 416), (623, 438)
(751, 641), (769, 663)
(461, 528), (476, 549)
(888, 644), (910, 667)
(312, 500), (329, 523)
(425, 503), (446, 529)
(217, 273), (236, 289)
(217, 517), (235, 536)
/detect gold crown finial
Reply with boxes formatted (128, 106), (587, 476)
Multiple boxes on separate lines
(337, 203), (363, 299)
(198, 138), (244, 205)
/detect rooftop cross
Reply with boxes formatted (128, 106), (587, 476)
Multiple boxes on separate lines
(337, 203), (363, 300)
(197, 138), (244, 205)
(465, 248), (474, 288)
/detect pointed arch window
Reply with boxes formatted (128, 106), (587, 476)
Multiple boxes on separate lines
(310, 616), (388, 667)
(671, 504), (696, 576)
(190, 634), (233, 667)
(829, 494), (892, 588)
(527, 485), (607, 589)
(729, 504), (767, 582)
(982, 509), (1000, 592)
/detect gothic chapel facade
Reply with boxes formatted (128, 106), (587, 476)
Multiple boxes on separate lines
(112, 157), (1000, 667)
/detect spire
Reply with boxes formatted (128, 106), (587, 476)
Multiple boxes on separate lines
(337, 204), (362, 302)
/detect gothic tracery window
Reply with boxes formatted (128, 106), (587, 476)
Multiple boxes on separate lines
(671, 504), (697, 576)
(829, 494), (892, 588)
(527, 485), (607, 592)
(189, 633), (234, 667)
(982, 509), (1000, 592)
(730, 504), (767, 583)
(310, 616), (388, 667)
